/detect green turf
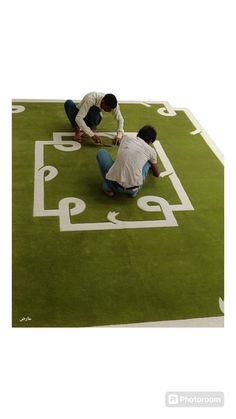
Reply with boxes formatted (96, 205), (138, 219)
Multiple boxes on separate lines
(12, 101), (224, 327)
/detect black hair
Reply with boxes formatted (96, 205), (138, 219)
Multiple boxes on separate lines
(137, 125), (157, 143)
(103, 93), (117, 109)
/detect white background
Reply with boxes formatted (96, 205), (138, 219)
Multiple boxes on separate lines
(0, 0), (235, 418)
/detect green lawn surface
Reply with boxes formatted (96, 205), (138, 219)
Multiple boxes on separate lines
(12, 102), (224, 327)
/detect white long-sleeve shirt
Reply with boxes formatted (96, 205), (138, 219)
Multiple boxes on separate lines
(75, 92), (124, 138)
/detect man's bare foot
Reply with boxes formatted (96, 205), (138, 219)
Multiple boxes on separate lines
(74, 127), (81, 142)
(104, 190), (114, 197)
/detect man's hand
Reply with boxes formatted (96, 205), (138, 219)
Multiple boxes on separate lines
(92, 134), (102, 144)
(113, 136), (121, 145)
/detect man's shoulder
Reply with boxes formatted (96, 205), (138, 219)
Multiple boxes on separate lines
(83, 92), (104, 101)
(136, 137), (156, 155)
(121, 134), (136, 143)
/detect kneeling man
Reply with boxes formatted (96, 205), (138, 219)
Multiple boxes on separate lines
(64, 92), (124, 145)
(96, 125), (160, 197)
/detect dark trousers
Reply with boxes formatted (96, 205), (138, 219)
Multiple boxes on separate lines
(64, 99), (102, 129)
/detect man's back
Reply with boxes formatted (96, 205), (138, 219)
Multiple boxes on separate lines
(78, 92), (104, 109)
(106, 134), (157, 188)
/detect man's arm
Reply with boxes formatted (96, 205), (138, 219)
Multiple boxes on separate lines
(112, 105), (124, 145)
(75, 101), (94, 136)
(150, 162), (161, 177)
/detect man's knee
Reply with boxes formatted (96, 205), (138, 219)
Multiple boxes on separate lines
(96, 149), (108, 162)
(64, 99), (73, 111)
(85, 106), (102, 128)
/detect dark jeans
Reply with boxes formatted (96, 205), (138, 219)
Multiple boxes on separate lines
(64, 99), (102, 129)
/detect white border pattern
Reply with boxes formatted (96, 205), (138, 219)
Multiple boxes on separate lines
(33, 132), (194, 231)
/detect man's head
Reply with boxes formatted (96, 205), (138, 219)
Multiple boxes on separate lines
(101, 93), (118, 112)
(137, 125), (157, 144)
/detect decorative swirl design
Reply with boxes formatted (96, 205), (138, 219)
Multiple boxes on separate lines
(52, 132), (81, 152)
(157, 102), (176, 117)
(12, 105), (25, 114)
(42, 165), (58, 182)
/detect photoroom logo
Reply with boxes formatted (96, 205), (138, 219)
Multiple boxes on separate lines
(167, 394), (179, 405)
(166, 392), (224, 407)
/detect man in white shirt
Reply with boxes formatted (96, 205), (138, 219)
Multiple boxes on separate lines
(96, 125), (160, 197)
(64, 92), (124, 145)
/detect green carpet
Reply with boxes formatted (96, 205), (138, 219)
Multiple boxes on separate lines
(12, 101), (224, 327)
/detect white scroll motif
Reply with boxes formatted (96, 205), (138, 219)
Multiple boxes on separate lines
(107, 196), (178, 228)
(157, 101), (176, 117)
(12, 105), (25, 113)
(59, 197), (86, 231)
(190, 128), (202, 135)
(219, 297), (224, 314)
(52, 132), (81, 152)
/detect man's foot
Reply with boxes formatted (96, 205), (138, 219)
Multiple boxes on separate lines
(104, 189), (114, 197)
(74, 127), (81, 142)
